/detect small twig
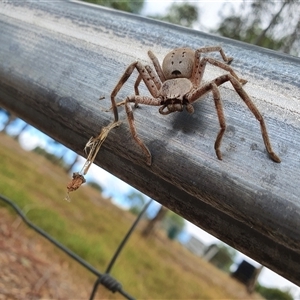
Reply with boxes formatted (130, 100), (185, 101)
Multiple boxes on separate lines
(82, 121), (121, 175)
(65, 121), (121, 200)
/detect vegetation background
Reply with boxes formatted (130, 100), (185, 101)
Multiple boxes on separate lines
(0, 133), (266, 299)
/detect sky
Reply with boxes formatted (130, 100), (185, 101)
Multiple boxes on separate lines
(1, 1), (300, 296)
(141, 0), (242, 31)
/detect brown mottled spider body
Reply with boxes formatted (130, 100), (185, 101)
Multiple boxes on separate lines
(110, 46), (281, 165)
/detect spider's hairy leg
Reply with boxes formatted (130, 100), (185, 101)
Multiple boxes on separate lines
(193, 57), (247, 87)
(111, 61), (161, 120)
(148, 50), (166, 82)
(145, 65), (162, 90)
(211, 83), (226, 160)
(125, 99), (152, 165)
(135, 62), (161, 98)
(206, 58), (248, 85)
(111, 62), (138, 122)
(195, 46), (234, 64)
(186, 82), (226, 159)
(134, 65), (162, 108)
(124, 95), (162, 166)
(191, 46), (235, 85)
(222, 74), (281, 163)
(134, 74), (142, 108)
(134, 74), (142, 96)
(187, 74), (280, 162)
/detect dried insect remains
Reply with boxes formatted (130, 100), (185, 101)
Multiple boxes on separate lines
(110, 46), (281, 165)
(65, 120), (121, 199)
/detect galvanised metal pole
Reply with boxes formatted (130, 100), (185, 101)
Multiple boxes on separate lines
(0, 0), (300, 285)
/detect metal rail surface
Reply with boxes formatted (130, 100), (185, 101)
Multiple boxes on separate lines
(0, 0), (300, 285)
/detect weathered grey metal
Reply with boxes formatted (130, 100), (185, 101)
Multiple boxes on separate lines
(0, 0), (300, 285)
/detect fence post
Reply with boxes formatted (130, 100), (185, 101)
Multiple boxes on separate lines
(0, 0), (300, 285)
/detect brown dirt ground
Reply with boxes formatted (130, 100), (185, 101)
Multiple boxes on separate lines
(0, 208), (92, 300)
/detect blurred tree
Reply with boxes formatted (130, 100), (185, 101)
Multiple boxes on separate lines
(162, 210), (185, 240)
(81, 0), (144, 14)
(142, 205), (168, 237)
(0, 108), (29, 139)
(49, 139), (72, 169)
(33, 146), (69, 169)
(65, 154), (80, 174)
(48, 139), (81, 173)
(256, 284), (293, 300)
(87, 181), (103, 193)
(149, 2), (199, 28)
(207, 243), (237, 273)
(127, 191), (146, 215)
(14, 123), (29, 140)
(1, 112), (16, 133)
(214, 0), (300, 56)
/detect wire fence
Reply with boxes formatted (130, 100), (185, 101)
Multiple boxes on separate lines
(0, 193), (153, 300)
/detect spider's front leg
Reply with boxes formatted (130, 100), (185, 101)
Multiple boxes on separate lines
(111, 61), (161, 122)
(192, 55), (247, 87)
(134, 64), (163, 107)
(147, 50), (166, 82)
(195, 46), (234, 64)
(123, 95), (162, 166)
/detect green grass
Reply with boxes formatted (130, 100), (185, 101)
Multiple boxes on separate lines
(0, 133), (262, 299)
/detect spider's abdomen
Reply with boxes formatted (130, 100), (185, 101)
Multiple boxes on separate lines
(162, 48), (195, 80)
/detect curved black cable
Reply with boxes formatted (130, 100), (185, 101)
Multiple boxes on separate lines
(89, 199), (153, 300)
(0, 194), (136, 299)
(106, 199), (153, 274)
(0, 194), (102, 277)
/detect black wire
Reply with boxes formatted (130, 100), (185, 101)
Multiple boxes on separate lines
(89, 199), (153, 300)
(0, 194), (137, 300)
(0, 194), (102, 277)
(106, 199), (153, 274)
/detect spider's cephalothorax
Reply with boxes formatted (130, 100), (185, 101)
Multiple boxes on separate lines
(162, 48), (195, 79)
(110, 46), (281, 165)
